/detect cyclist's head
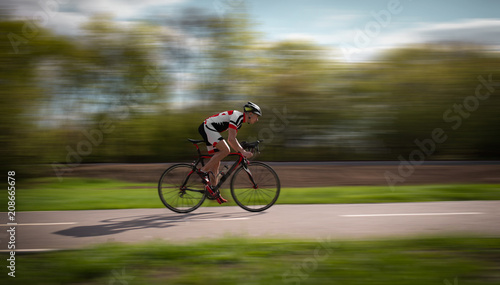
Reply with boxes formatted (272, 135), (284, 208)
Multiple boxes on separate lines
(243, 102), (262, 116)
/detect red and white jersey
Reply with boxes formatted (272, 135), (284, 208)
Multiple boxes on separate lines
(204, 110), (246, 132)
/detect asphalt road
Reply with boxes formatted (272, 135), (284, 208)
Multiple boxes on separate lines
(1, 201), (499, 252)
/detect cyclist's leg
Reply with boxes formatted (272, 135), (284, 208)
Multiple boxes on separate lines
(204, 140), (229, 203)
(201, 140), (230, 184)
(199, 123), (230, 182)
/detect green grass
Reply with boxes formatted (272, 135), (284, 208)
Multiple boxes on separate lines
(3, 177), (500, 211)
(2, 236), (500, 284)
(280, 184), (500, 204)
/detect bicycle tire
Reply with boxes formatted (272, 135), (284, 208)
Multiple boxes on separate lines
(158, 163), (207, 213)
(230, 162), (280, 212)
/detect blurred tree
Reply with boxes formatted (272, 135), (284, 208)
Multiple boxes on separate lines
(171, 9), (259, 102)
(0, 20), (75, 174)
(2, 9), (500, 171)
(350, 45), (500, 159)
(256, 40), (344, 158)
(46, 14), (169, 123)
(202, 12), (259, 102)
(0, 15), (171, 172)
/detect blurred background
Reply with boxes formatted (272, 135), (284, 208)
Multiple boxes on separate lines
(1, 0), (500, 175)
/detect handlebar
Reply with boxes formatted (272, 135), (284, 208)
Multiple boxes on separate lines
(187, 138), (263, 156)
(240, 140), (263, 153)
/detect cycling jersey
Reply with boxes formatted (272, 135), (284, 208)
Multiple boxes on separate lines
(204, 110), (246, 132)
(199, 110), (246, 153)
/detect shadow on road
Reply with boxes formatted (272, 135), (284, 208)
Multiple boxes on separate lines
(54, 210), (264, 237)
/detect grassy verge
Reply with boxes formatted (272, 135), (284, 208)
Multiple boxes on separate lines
(2, 237), (499, 284)
(4, 177), (500, 211)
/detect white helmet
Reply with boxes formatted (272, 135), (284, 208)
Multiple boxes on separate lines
(243, 101), (262, 116)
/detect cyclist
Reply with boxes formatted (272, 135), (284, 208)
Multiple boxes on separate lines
(198, 102), (262, 203)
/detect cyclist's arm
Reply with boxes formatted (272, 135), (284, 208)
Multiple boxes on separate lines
(228, 128), (252, 157)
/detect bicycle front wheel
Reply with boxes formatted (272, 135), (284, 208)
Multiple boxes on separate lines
(158, 163), (206, 213)
(230, 162), (280, 212)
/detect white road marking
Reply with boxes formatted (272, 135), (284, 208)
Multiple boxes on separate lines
(341, 212), (484, 217)
(0, 222), (77, 226)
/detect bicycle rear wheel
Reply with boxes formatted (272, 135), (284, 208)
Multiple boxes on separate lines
(158, 163), (206, 213)
(230, 162), (280, 212)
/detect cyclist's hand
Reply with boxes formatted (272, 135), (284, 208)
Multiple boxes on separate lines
(241, 150), (253, 158)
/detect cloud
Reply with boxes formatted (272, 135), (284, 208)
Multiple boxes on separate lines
(42, 12), (88, 36)
(7, 0), (188, 35)
(416, 18), (500, 45)
(12, 0), (186, 16)
(377, 18), (500, 48)
(61, 0), (186, 18)
(276, 33), (317, 42)
(312, 13), (365, 29)
(337, 18), (500, 61)
(368, 18), (500, 57)
(249, 16), (500, 62)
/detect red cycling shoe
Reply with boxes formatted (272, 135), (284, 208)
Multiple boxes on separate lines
(204, 185), (228, 204)
(217, 195), (228, 204)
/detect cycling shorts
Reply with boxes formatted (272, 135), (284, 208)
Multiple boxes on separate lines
(198, 123), (223, 154)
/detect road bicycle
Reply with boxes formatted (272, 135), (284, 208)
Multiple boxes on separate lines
(158, 139), (280, 213)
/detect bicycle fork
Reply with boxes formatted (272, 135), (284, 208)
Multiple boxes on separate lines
(243, 166), (259, 189)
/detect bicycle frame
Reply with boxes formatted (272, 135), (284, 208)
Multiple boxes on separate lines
(158, 139), (279, 213)
(187, 141), (256, 193)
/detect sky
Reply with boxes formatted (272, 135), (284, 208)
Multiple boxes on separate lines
(4, 0), (500, 61)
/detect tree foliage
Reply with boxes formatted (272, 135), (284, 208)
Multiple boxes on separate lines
(1, 11), (500, 176)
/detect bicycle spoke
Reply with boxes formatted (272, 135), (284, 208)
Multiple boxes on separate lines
(158, 164), (206, 213)
(231, 162), (280, 212)
(237, 188), (254, 200)
(256, 188), (273, 199)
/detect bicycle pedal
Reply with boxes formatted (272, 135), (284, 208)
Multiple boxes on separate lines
(205, 185), (226, 203)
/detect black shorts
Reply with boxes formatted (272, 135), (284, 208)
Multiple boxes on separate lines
(198, 123), (222, 154)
